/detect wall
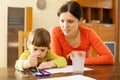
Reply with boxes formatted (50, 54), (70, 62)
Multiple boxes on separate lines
(33, 0), (70, 31)
(0, 0), (7, 68)
(0, 0), (70, 68)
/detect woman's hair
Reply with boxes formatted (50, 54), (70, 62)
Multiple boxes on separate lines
(28, 28), (51, 48)
(57, 1), (82, 20)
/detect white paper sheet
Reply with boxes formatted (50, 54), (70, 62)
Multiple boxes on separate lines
(39, 75), (96, 80)
(46, 65), (93, 74)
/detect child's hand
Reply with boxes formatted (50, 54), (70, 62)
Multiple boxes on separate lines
(22, 54), (38, 69)
(37, 61), (56, 69)
(27, 54), (38, 67)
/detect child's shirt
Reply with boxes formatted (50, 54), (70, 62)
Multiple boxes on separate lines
(15, 50), (67, 71)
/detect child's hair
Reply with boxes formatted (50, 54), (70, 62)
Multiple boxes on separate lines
(28, 28), (51, 48)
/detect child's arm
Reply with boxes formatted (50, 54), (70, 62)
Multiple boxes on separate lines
(38, 61), (56, 69)
(37, 50), (67, 69)
(22, 60), (32, 69)
(15, 50), (38, 71)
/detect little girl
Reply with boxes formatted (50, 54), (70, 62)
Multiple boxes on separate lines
(15, 28), (67, 71)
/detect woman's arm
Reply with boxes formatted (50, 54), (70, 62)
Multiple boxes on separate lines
(50, 27), (63, 56)
(85, 28), (115, 64)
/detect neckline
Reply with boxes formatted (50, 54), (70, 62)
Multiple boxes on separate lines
(60, 26), (82, 50)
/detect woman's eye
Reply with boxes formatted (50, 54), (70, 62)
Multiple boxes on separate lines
(68, 20), (73, 23)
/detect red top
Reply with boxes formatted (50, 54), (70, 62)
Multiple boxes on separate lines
(50, 25), (114, 65)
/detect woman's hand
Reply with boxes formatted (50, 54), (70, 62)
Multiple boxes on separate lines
(67, 51), (86, 60)
(37, 61), (56, 69)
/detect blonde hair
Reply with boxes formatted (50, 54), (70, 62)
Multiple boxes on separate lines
(28, 28), (50, 48)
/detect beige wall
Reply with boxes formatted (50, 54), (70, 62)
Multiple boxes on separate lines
(0, 0), (70, 68)
(0, 0), (7, 68)
(33, 0), (70, 31)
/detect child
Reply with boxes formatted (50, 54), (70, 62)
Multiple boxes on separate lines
(15, 28), (67, 71)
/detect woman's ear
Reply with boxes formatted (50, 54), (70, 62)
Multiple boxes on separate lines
(80, 18), (83, 22)
(79, 18), (86, 25)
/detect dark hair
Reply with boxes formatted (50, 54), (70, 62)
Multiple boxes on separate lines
(28, 28), (51, 48)
(57, 1), (82, 20)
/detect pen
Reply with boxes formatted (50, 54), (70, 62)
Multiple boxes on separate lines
(36, 66), (39, 72)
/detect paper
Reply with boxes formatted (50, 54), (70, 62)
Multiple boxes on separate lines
(46, 66), (93, 74)
(38, 66), (95, 80)
(39, 75), (96, 80)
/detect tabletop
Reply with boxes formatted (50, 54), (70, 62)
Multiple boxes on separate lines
(0, 63), (120, 80)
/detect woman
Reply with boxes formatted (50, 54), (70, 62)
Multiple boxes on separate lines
(50, 1), (114, 65)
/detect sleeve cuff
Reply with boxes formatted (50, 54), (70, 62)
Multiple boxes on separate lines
(15, 60), (25, 71)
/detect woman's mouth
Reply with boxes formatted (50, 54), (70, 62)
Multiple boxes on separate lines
(64, 29), (70, 33)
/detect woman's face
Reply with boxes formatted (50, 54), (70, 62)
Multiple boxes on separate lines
(59, 12), (80, 36)
(29, 44), (48, 59)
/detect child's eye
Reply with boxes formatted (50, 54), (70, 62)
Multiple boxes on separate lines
(60, 20), (64, 23)
(34, 48), (38, 51)
(41, 49), (45, 52)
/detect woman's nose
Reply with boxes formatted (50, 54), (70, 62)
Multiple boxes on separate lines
(63, 22), (68, 28)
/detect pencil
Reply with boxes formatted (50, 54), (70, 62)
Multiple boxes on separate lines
(36, 66), (39, 72)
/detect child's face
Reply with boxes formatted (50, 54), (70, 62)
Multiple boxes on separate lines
(29, 44), (48, 59)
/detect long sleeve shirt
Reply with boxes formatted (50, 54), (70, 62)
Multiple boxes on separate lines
(50, 25), (114, 65)
(15, 50), (67, 71)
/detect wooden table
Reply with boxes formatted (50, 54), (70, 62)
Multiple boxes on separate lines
(0, 63), (120, 80)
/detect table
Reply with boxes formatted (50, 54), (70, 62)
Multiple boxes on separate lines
(0, 63), (120, 80)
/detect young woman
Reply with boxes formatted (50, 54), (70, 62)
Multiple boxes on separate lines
(50, 1), (114, 65)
